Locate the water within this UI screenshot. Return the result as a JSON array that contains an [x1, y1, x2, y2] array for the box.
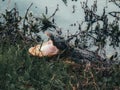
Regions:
[[0, 0, 120, 57]]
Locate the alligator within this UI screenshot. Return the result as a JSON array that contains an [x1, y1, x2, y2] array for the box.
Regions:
[[45, 32, 110, 64]]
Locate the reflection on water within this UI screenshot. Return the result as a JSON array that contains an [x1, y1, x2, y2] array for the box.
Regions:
[[1, 0, 119, 29], [0, 0, 120, 57]]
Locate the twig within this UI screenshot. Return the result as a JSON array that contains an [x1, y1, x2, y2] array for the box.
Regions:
[[113, 1, 120, 8], [109, 11, 120, 19], [48, 4, 59, 19], [23, 3, 33, 36]]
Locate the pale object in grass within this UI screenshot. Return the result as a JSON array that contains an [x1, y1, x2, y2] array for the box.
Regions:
[[29, 40, 59, 57]]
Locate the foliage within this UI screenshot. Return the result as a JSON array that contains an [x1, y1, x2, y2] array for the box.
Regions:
[[0, 0, 120, 90], [0, 45, 120, 90], [0, 45, 71, 90]]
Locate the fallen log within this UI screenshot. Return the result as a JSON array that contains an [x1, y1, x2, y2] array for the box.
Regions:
[[29, 32, 119, 66], [44, 32, 111, 64]]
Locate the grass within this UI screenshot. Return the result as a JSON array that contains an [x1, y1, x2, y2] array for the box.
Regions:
[[0, 43, 120, 90], [0, 44, 72, 90]]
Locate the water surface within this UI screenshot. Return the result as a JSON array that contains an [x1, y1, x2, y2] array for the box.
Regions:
[[0, 0, 120, 57]]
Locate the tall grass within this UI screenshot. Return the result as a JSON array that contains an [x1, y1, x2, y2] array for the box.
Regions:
[[0, 44, 72, 90], [0, 44, 120, 90]]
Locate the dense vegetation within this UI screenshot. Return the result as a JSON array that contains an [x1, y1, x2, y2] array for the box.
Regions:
[[0, 0, 120, 90]]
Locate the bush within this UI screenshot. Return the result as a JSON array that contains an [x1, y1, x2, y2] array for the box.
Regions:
[[0, 0, 120, 90]]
